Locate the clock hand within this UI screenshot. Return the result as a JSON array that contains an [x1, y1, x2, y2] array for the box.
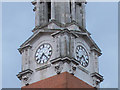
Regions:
[[80, 55, 83, 60], [40, 53, 44, 59], [43, 53, 49, 60]]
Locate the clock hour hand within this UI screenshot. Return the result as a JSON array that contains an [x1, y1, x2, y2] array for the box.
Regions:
[[40, 53, 44, 59], [40, 53, 49, 60]]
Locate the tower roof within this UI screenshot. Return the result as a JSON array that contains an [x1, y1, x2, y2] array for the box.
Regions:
[[22, 72, 97, 88]]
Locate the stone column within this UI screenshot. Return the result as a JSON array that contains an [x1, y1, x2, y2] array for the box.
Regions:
[[22, 50, 25, 71], [71, 0, 76, 21], [91, 50, 99, 73], [35, 0, 41, 27], [51, 0, 55, 20], [34, 0, 48, 27], [60, 2, 71, 24], [94, 53, 99, 73], [70, 35, 75, 58], [60, 34, 66, 57], [64, 1, 71, 23], [27, 47, 31, 69], [60, 2, 66, 24], [39, 2, 48, 26], [54, 2, 71, 24], [82, 3, 86, 28], [75, 3, 83, 27]]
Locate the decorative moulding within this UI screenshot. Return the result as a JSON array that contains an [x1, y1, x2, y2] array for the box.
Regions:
[[54, 62, 63, 74], [77, 65, 90, 75], [69, 65, 77, 75], [35, 64, 51, 71], [50, 56, 79, 65], [91, 72, 104, 82], [17, 69, 33, 81], [18, 44, 32, 54], [51, 29, 79, 38]]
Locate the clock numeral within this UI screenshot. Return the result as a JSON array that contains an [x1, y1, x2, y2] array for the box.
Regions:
[[36, 58, 39, 61], [49, 50, 52, 52], [44, 44, 47, 48], [76, 51, 78, 54], [37, 60, 41, 63]]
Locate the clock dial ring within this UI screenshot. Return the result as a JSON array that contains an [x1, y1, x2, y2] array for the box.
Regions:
[[35, 43, 52, 64], [76, 45, 89, 67]]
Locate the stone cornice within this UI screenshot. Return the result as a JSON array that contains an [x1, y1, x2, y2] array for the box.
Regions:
[[20, 29, 58, 48], [50, 56, 79, 65], [18, 44, 32, 54], [90, 47, 102, 56], [51, 29, 79, 38], [91, 72, 104, 82], [77, 65, 90, 74], [31, 0, 37, 5], [19, 29, 101, 54], [32, 20, 90, 35], [17, 69, 33, 80]]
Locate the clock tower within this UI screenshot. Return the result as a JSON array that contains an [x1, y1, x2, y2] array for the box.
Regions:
[[17, 0, 104, 88]]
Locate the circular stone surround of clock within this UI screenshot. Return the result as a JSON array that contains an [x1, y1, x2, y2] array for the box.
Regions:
[[35, 43, 52, 64], [76, 45, 89, 67]]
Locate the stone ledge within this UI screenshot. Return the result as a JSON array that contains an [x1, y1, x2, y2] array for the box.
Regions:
[[17, 69, 33, 80], [91, 72, 104, 82]]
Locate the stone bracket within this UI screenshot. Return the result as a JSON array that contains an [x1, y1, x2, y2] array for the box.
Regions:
[[17, 69, 33, 81], [69, 65, 77, 75], [91, 72, 104, 85], [54, 62, 63, 74]]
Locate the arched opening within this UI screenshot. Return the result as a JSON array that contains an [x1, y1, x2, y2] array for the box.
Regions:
[[47, 2, 51, 21]]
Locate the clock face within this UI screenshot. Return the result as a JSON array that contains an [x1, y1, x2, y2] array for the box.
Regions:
[[35, 43, 52, 64], [76, 45, 89, 67]]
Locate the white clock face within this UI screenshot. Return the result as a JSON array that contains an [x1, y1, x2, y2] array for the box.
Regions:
[[35, 43, 52, 64], [76, 45, 89, 67]]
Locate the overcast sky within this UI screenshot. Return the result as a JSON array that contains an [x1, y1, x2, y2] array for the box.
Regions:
[[2, 2, 118, 88]]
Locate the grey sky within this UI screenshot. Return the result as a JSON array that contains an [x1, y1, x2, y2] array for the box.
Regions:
[[2, 2, 118, 88]]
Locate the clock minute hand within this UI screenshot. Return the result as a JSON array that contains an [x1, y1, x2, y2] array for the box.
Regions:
[[43, 53, 49, 60], [80, 55, 83, 59]]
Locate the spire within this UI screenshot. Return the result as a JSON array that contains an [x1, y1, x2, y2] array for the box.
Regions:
[[32, 0, 86, 29]]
